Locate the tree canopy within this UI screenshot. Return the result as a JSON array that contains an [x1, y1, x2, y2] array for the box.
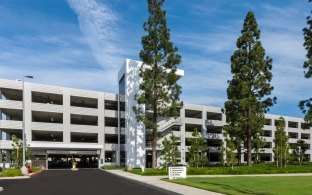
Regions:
[[134, 0, 183, 168], [224, 11, 276, 166], [299, 0, 312, 126]]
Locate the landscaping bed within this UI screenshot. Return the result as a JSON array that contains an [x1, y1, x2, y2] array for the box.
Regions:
[[129, 164, 312, 176], [0, 166, 42, 177]]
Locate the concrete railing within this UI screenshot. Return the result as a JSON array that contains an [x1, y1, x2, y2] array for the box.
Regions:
[[70, 124, 99, 133], [70, 106, 98, 116], [205, 119, 224, 127], [0, 120, 22, 130], [32, 102, 63, 113], [157, 117, 183, 132], [32, 122, 63, 131], [0, 140, 13, 150], [0, 99, 22, 110]]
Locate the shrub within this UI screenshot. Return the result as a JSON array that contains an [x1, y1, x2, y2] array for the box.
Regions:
[[30, 166, 41, 173], [129, 164, 312, 176], [101, 165, 125, 170], [130, 168, 167, 176], [0, 168, 23, 177]]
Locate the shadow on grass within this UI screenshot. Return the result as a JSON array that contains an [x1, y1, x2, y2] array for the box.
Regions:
[[197, 180, 272, 195]]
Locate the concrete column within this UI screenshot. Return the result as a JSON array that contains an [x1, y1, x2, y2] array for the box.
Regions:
[[0, 150, 2, 163], [5, 150, 11, 167], [201, 107, 207, 136], [0, 130, 2, 163], [24, 83, 32, 143], [201, 107, 208, 162], [63, 88, 70, 144], [98, 93, 105, 167], [180, 108, 186, 164]]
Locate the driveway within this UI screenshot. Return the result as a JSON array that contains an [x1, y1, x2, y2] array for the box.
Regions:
[[0, 169, 179, 195]]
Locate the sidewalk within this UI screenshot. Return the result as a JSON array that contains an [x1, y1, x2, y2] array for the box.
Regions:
[[105, 170, 222, 195]]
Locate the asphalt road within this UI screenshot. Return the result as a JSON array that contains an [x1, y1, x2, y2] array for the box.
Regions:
[[0, 169, 179, 195]]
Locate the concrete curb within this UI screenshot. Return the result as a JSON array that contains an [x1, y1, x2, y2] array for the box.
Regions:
[[0, 176, 29, 180], [28, 168, 45, 177]]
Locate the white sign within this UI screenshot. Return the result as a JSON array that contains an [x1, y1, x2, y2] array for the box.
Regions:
[[168, 166, 187, 179]]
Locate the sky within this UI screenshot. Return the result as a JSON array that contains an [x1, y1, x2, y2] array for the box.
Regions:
[[0, 0, 311, 118]]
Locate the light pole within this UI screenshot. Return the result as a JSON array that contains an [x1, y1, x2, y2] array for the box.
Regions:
[[21, 75, 33, 175]]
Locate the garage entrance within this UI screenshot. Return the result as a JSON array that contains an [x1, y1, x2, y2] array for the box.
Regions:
[[47, 150, 99, 169]]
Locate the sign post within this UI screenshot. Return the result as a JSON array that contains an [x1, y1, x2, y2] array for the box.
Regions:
[[168, 166, 187, 179]]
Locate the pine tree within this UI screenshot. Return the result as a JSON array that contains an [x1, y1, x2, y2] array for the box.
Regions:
[[224, 11, 276, 166], [224, 139, 237, 170], [299, 0, 312, 126], [160, 132, 179, 169], [292, 139, 308, 166], [135, 0, 183, 168], [188, 128, 208, 168], [273, 117, 289, 167]]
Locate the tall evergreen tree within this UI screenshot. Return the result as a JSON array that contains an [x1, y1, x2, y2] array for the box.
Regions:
[[134, 0, 183, 168], [299, 0, 312, 126], [160, 132, 179, 169], [224, 11, 276, 166]]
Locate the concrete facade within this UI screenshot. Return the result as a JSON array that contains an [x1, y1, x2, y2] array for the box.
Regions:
[[0, 79, 125, 168], [0, 59, 311, 168]]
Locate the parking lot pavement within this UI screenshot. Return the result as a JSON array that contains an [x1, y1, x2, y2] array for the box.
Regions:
[[0, 169, 179, 195]]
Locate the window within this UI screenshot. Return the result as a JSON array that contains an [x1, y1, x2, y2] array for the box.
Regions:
[[32, 130, 63, 142], [288, 121, 298, 128], [288, 132, 298, 139]]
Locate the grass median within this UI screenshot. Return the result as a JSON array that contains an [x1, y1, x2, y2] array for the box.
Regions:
[[0, 168, 23, 177], [0, 166, 41, 177], [164, 176, 312, 195]]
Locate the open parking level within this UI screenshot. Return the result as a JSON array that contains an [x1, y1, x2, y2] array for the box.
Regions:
[[0, 169, 178, 195]]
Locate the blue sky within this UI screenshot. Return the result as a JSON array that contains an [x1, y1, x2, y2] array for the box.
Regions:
[[0, 0, 311, 118]]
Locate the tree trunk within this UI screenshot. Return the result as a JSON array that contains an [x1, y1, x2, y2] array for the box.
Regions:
[[247, 109, 252, 166], [237, 145, 242, 165], [151, 126, 157, 168]]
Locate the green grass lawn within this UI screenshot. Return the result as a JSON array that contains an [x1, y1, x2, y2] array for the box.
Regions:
[[165, 176, 312, 195]]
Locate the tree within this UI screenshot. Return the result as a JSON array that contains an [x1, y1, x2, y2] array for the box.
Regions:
[[188, 128, 208, 168], [160, 132, 179, 169], [223, 11, 276, 166], [273, 117, 289, 167], [252, 136, 265, 164], [292, 139, 308, 166], [134, 0, 183, 168], [11, 135, 32, 168], [222, 124, 245, 165], [299, 0, 312, 127], [224, 139, 237, 170]]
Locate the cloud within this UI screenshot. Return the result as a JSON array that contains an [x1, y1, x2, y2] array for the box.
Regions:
[[67, 0, 132, 70], [172, 1, 311, 117]]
